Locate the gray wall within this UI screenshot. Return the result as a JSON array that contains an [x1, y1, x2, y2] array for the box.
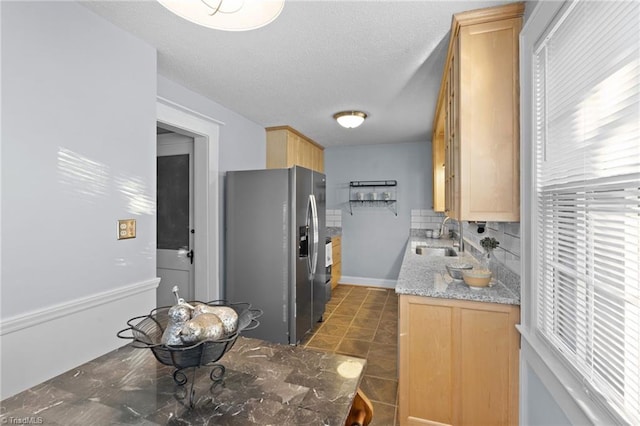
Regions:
[[522, 362, 571, 425], [1, 0, 158, 397], [1, 0, 157, 317], [325, 142, 431, 285]]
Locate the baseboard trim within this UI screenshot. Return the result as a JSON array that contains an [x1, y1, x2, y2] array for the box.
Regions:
[[0, 278, 160, 336], [338, 276, 397, 289]]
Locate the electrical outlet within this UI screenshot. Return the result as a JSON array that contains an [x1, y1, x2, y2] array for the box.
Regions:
[[117, 219, 136, 240]]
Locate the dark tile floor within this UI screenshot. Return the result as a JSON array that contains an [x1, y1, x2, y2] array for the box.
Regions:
[[301, 284, 399, 426]]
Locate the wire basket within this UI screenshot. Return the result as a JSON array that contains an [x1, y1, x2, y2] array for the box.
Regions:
[[117, 300, 261, 407]]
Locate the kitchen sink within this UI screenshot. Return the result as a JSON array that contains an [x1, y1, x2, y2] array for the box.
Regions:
[[415, 246, 458, 257]]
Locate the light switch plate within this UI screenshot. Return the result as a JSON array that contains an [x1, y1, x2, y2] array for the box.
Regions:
[[117, 219, 136, 240]]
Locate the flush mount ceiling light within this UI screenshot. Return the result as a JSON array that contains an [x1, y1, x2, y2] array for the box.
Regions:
[[333, 111, 368, 129], [158, 0, 285, 31]]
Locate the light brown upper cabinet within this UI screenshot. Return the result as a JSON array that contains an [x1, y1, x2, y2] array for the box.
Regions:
[[432, 3, 523, 221], [432, 112, 446, 212], [266, 126, 325, 173]]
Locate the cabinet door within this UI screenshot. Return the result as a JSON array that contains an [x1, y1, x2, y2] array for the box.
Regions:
[[444, 80, 452, 216], [267, 127, 325, 172], [296, 137, 308, 169], [288, 132, 302, 169], [459, 18, 520, 221], [459, 306, 520, 425], [399, 296, 520, 426], [330, 237, 341, 288], [435, 2, 522, 222], [266, 129, 289, 169], [312, 145, 325, 173], [399, 296, 455, 426], [316, 146, 324, 172], [432, 122, 445, 212], [444, 36, 460, 221]]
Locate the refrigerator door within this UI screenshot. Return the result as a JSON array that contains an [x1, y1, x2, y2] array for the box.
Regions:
[[292, 167, 313, 344], [312, 171, 327, 322], [225, 169, 291, 344]]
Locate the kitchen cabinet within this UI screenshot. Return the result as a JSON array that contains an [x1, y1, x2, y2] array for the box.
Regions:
[[398, 294, 520, 426], [432, 113, 445, 212], [432, 3, 523, 221], [331, 236, 341, 289], [266, 126, 324, 172]]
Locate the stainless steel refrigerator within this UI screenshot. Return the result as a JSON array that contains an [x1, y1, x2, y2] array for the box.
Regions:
[[224, 166, 327, 345]]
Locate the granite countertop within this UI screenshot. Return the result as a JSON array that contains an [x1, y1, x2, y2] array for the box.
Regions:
[[326, 227, 342, 238], [0, 337, 366, 425], [396, 237, 520, 305]]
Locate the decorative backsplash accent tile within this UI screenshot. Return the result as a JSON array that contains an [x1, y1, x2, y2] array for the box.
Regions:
[[462, 221, 521, 295], [462, 221, 520, 275]]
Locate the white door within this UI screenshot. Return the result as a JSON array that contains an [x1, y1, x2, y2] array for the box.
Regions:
[[156, 132, 195, 307]]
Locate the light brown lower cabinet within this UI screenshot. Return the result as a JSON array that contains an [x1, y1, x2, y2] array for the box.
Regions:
[[398, 295, 520, 426], [331, 236, 342, 289]]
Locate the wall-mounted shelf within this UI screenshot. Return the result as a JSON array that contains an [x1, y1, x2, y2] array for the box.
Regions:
[[349, 180, 398, 215]]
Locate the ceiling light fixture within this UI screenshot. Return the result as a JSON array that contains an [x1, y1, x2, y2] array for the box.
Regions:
[[333, 111, 368, 129], [158, 0, 285, 31]]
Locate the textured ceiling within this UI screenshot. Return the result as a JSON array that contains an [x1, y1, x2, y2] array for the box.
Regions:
[[82, 0, 512, 147]]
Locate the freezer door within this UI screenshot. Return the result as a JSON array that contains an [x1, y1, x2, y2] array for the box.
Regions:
[[225, 169, 291, 344], [312, 171, 327, 322], [292, 166, 314, 344]]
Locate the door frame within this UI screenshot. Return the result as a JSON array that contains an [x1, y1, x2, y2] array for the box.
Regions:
[[157, 96, 222, 302], [156, 134, 195, 306]]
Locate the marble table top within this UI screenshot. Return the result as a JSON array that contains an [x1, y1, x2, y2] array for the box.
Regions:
[[0, 337, 366, 425]]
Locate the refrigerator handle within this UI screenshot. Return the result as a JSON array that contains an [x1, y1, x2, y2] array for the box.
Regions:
[[305, 195, 313, 277], [310, 194, 319, 276]]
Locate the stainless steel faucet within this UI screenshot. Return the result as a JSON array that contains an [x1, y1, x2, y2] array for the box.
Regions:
[[439, 215, 464, 251], [439, 216, 451, 238]]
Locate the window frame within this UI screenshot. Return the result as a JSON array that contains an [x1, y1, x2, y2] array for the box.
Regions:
[[519, 1, 639, 424]]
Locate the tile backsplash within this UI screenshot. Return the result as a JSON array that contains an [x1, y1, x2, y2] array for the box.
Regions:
[[326, 209, 342, 228], [462, 221, 521, 296], [462, 221, 520, 276], [410, 209, 445, 231], [409, 209, 458, 236]]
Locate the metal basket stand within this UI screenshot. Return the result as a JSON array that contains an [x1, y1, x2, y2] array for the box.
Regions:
[[117, 301, 261, 408]]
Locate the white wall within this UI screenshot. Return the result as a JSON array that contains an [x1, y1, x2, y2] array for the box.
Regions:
[[325, 141, 431, 286], [157, 76, 266, 288], [0, 1, 158, 398], [157, 75, 266, 173]]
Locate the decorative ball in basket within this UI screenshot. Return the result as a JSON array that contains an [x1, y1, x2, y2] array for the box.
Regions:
[[117, 286, 262, 407]]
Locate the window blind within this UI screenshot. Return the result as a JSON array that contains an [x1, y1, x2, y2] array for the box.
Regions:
[[533, 0, 640, 424]]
